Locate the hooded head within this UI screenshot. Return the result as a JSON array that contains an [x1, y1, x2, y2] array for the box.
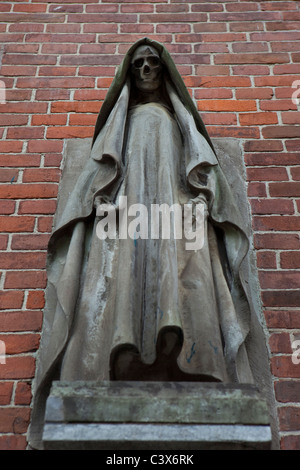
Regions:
[[92, 38, 215, 154]]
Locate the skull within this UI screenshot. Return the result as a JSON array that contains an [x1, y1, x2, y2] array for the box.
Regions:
[[131, 45, 162, 92]]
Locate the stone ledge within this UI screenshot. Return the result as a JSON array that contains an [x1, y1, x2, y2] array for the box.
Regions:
[[43, 423, 272, 450], [42, 381, 271, 450]]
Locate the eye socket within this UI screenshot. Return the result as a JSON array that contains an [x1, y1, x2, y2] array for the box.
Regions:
[[148, 57, 160, 67], [133, 58, 144, 68]]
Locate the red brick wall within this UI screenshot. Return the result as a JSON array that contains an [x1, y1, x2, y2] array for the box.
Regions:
[[0, 0, 299, 450]]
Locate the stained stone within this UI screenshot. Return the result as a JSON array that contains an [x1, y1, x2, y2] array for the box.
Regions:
[[42, 381, 272, 450]]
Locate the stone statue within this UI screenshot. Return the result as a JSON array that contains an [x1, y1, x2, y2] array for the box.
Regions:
[[28, 38, 255, 449]]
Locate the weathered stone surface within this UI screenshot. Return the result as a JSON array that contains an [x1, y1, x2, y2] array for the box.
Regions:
[[45, 380, 270, 425], [43, 423, 272, 450], [42, 381, 272, 450]]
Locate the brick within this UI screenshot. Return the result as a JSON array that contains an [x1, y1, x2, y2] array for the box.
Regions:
[[206, 126, 259, 139], [0, 184, 58, 199], [269, 182, 300, 197], [11, 234, 50, 250], [250, 32, 300, 42], [240, 112, 278, 126], [26, 33, 96, 43], [259, 271, 300, 290], [281, 436, 300, 451], [260, 100, 297, 112], [49, 4, 84, 13], [281, 252, 300, 269], [4, 271, 47, 289], [282, 113, 300, 125], [0, 235, 8, 250], [0, 334, 40, 355], [248, 182, 267, 197], [232, 65, 270, 76], [69, 13, 138, 23], [26, 291, 45, 309], [226, 3, 259, 12], [37, 217, 53, 233], [13, 3, 47, 12], [18, 200, 56, 215], [41, 43, 77, 54], [0, 169, 18, 183], [0, 407, 31, 433], [253, 216, 300, 232], [195, 89, 233, 100], [236, 88, 273, 100], [140, 13, 207, 23], [291, 167, 300, 180], [264, 310, 300, 329], [27, 140, 63, 153], [250, 198, 294, 215], [201, 113, 237, 126], [121, 24, 154, 34], [7, 127, 45, 140], [17, 77, 95, 89], [69, 114, 97, 126], [22, 168, 61, 183], [0, 115, 28, 126], [267, 21, 300, 31], [0, 291, 24, 310], [38, 65, 77, 76], [1, 65, 37, 76], [0, 216, 35, 233], [121, 3, 153, 13], [194, 23, 227, 33], [275, 381, 300, 403], [0, 199, 16, 215], [197, 100, 256, 112], [46, 23, 81, 33], [2, 102, 48, 114], [83, 24, 118, 33], [15, 382, 32, 406], [46, 126, 94, 139], [51, 101, 100, 113], [254, 233, 300, 250], [0, 141, 23, 153], [244, 140, 283, 152], [232, 42, 269, 53], [0, 382, 13, 405], [255, 75, 300, 87], [215, 53, 289, 64], [31, 114, 67, 126], [262, 126, 300, 139], [0, 311, 43, 333], [0, 154, 40, 167], [269, 332, 292, 354], [262, 291, 300, 308], [246, 184, 264, 201], [256, 251, 277, 269], [0, 252, 46, 270], [44, 154, 62, 167], [3, 54, 56, 65], [247, 167, 288, 181], [286, 140, 300, 152], [278, 407, 300, 430], [0, 435, 27, 451], [245, 152, 300, 166], [79, 44, 116, 55], [211, 12, 281, 22]]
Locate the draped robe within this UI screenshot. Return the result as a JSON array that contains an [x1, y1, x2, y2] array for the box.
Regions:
[[28, 38, 254, 450]]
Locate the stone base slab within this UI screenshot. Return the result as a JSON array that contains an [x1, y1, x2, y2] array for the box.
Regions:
[[42, 381, 272, 450]]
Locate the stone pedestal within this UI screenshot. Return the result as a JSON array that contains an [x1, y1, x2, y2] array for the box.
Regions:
[[42, 381, 271, 450]]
